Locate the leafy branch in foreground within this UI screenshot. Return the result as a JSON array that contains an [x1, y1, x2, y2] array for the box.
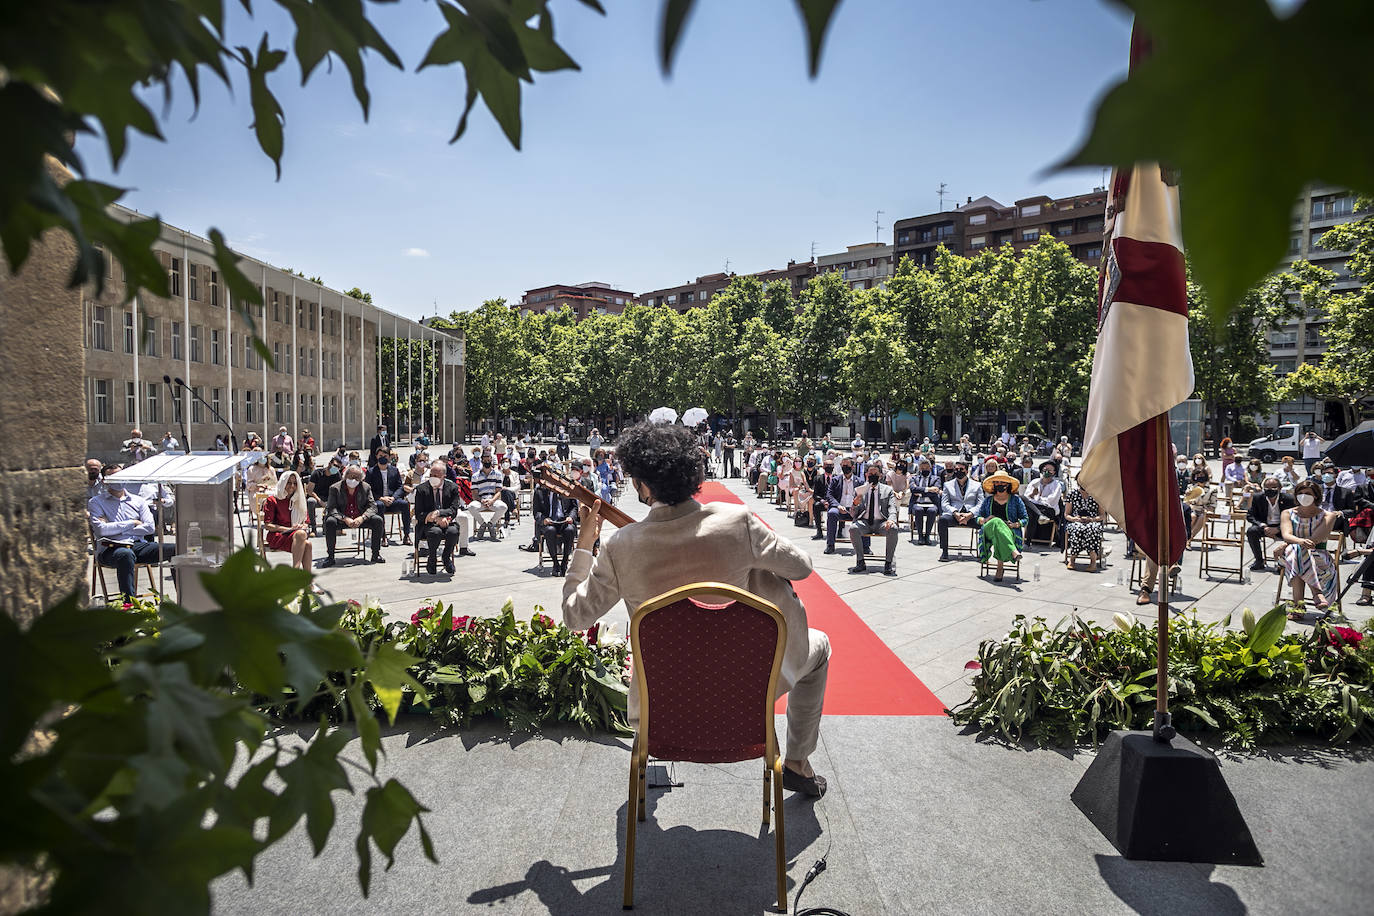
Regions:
[[0, 550, 434, 914], [948, 608, 1374, 750]]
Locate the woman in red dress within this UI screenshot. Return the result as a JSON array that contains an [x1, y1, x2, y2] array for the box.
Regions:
[[264, 471, 313, 570]]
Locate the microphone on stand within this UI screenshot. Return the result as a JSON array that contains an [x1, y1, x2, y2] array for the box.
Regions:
[[162, 374, 191, 453], [174, 376, 237, 453]]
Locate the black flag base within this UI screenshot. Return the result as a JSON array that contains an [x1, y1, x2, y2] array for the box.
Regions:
[[1152, 710, 1176, 742], [1072, 731, 1263, 866]]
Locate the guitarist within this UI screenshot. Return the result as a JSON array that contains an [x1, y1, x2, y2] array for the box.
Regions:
[[562, 422, 832, 798]]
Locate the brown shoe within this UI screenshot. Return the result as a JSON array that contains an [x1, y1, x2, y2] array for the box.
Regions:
[[781, 767, 826, 798]]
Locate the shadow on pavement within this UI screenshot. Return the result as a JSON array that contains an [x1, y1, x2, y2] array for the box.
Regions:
[[1095, 854, 1247, 915], [467, 777, 823, 914]]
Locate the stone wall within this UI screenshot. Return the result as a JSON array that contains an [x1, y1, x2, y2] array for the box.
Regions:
[[0, 199, 88, 626]]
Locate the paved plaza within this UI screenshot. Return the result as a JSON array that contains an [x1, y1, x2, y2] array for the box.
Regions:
[[200, 448, 1373, 915]]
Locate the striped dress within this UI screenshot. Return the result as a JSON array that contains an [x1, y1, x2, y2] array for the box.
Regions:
[[1282, 510, 1337, 605]]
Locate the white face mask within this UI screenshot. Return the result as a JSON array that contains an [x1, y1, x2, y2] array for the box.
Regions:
[[1296, 493, 1315, 507], [345, 478, 360, 490], [430, 476, 443, 487]]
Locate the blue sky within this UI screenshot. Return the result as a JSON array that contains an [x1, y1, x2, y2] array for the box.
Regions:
[[78, 0, 1132, 319]]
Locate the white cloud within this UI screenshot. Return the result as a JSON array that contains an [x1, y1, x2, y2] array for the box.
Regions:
[[402, 247, 430, 258]]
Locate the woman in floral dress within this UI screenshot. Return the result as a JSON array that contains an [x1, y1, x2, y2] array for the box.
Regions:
[[1281, 478, 1340, 617], [1064, 486, 1105, 572]]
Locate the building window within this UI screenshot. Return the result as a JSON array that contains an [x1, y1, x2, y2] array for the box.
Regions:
[[299, 346, 306, 377], [1275, 358, 1297, 375], [212, 388, 222, 422], [244, 390, 255, 423], [1054, 223, 1074, 237], [142, 317, 159, 357], [1289, 235, 1302, 255], [91, 304, 111, 351], [123, 311, 135, 354], [967, 214, 986, 226], [347, 395, 357, 423], [210, 270, 219, 306], [272, 291, 280, 322], [145, 382, 162, 425], [1020, 204, 1041, 217], [170, 257, 182, 296], [274, 392, 282, 423], [1021, 228, 1040, 242], [309, 308, 316, 331], [126, 381, 137, 423], [90, 379, 111, 424], [171, 321, 183, 360], [666, 295, 677, 305], [210, 329, 222, 365], [273, 341, 281, 370], [285, 347, 292, 375], [918, 229, 933, 242], [1084, 246, 1103, 261], [1271, 330, 1297, 349], [189, 263, 199, 301], [969, 236, 986, 250], [1312, 195, 1354, 220], [190, 325, 203, 362], [192, 387, 204, 424], [244, 335, 254, 369], [935, 224, 954, 241]]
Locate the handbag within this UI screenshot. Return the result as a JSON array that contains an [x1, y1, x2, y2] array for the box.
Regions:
[[794, 509, 811, 527]]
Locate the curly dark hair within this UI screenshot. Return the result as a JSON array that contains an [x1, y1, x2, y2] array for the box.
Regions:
[[617, 421, 703, 505]]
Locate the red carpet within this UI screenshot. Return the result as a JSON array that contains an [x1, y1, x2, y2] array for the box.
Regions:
[[697, 481, 946, 716]]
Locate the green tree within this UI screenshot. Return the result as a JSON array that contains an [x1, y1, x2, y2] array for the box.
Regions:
[[790, 270, 853, 429], [444, 300, 522, 431], [1279, 208, 1374, 429], [883, 257, 940, 439], [733, 317, 790, 433], [837, 289, 911, 443]]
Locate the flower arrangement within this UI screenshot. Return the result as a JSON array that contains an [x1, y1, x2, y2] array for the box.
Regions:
[[949, 606, 1374, 748]]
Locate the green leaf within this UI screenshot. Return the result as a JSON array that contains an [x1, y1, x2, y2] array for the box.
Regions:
[[269, 726, 353, 854], [356, 779, 434, 895], [1246, 605, 1287, 655], [238, 35, 288, 178], [1060, 0, 1374, 324], [348, 686, 382, 772], [1181, 703, 1219, 729], [659, 0, 697, 74], [363, 643, 427, 725], [793, 0, 841, 78]]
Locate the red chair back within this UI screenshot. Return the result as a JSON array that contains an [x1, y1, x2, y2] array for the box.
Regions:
[[634, 592, 783, 764]]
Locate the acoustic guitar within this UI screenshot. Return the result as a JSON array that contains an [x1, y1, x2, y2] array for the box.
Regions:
[[536, 466, 635, 528]]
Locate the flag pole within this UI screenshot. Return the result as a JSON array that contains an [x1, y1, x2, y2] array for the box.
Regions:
[[1154, 413, 1176, 742]]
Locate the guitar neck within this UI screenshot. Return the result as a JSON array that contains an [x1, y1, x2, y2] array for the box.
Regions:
[[567, 486, 635, 528]]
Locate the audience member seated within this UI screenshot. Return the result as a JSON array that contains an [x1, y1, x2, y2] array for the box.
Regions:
[[1221, 454, 1248, 501], [262, 471, 313, 570], [1246, 477, 1293, 572], [364, 450, 412, 545], [414, 459, 474, 574], [85, 458, 105, 502], [1314, 464, 1354, 533], [977, 470, 1026, 581], [1063, 486, 1106, 572], [1280, 479, 1340, 617], [848, 462, 898, 576], [306, 456, 343, 535], [1182, 466, 1216, 542], [938, 460, 982, 562], [908, 457, 941, 546], [1023, 460, 1065, 547], [320, 465, 386, 566], [89, 475, 177, 598], [244, 449, 277, 493], [1276, 457, 1301, 492], [468, 454, 508, 534], [534, 482, 578, 576], [824, 458, 861, 555]]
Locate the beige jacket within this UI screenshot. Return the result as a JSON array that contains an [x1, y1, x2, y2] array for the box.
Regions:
[[562, 499, 816, 693]]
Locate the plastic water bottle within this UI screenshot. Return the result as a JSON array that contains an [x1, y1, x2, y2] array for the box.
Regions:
[[187, 522, 203, 557], [1033, 560, 1041, 582]]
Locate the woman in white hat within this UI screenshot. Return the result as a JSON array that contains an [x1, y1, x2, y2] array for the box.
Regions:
[[976, 469, 1027, 581]]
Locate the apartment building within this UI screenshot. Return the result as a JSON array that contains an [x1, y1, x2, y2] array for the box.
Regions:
[[516, 281, 636, 320], [1264, 185, 1369, 434], [82, 206, 465, 459], [640, 259, 817, 311], [816, 242, 894, 290], [893, 190, 1106, 268]]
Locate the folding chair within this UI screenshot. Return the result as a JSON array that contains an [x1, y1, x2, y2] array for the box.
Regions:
[[1275, 532, 1346, 617], [947, 521, 979, 558], [624, 583, 788, 912], [1027, 515, 1059, 549], [979, 536, 1022, 581], [251, 492, 270, 560], [1198, 510, 1246, 583], [88, 526, 160, 603], [1129, 553, 1181, 596]]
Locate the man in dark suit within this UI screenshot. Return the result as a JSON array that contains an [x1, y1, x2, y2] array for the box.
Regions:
[[321, 465, 386, 565], [413, 459, 473, 574], [1316, 464, 1354, 532], [1246, 476, 1295, 571], [364, 450, 412, 544], [534, 484, 579, 576], [824, 459, 859, 555], [367, 424, 390, 466]]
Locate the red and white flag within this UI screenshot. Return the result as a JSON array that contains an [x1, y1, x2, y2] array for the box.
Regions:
[[1077, 31, 1192, 566]]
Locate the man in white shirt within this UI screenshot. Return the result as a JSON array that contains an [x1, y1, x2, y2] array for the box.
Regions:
[[1024, 461, 1065, 548], [89, 478, 177, 597], [159, 431, 180, 453]]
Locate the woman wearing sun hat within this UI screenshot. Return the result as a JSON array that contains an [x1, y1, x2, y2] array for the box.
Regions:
[[976, 469, 1028, 581]]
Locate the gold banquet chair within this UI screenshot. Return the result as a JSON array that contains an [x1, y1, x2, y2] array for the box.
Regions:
[[623, 582, 789, 912]]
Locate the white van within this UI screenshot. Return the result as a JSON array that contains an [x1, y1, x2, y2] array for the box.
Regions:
[[1248, 423, 1324, 462]]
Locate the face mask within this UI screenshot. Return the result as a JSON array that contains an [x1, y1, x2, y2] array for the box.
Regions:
[[1042, 470, 1053, 478], [329, 466, 340, 475], [88, 469, 101, 481], [1296, 493, 1315, 507], [956, 470, 967, 479], [1176, 463, 1187, 472], [345, 479, 359, 490], [1264, 488, 1279, 497], [1322, 473, 1334, 485], [378, 458, 388, 466], [867, 473, 880, 484], [430, 476, 443, 487]]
